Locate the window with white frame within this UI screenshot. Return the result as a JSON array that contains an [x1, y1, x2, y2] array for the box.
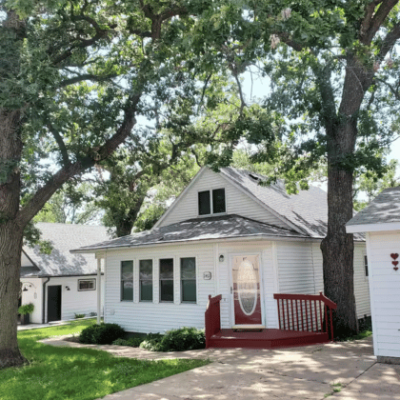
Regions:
[[121, 260, 134, 301], [181, 257, 196, 303], [364, 255, 369, 277], [139, 259, 153, 302], [198, 188, 226, 215], [160, 258, 174, 302], [78, 279, 96, 291]]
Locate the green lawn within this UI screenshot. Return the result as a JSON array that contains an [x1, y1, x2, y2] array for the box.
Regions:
[[0, 320, 209, 400]]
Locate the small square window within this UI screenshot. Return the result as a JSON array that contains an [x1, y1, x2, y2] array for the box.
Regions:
[[198, 191, 211, 215], [78, 279, 96, 291], [212, 188, 226, 213]]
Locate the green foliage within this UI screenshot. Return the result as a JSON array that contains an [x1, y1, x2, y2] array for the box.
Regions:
[[0, 320, 209, 400], [18, 303, 34, 315], [74, 313, 86, 319], [139, 328, 205, 352], [79, 323, 125, 345]]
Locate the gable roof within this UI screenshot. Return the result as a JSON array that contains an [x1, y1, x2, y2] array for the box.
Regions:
[[347, 186, 400, 233], [72, 214, 310, 253], [21, 223, 110, 277]]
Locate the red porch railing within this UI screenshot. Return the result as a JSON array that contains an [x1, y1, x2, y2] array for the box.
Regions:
[[274, 292, 337, 341], [205, 294, 222, 348]]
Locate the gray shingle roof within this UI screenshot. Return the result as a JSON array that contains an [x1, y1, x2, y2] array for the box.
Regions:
[[22, 223, 110, 277], [72, 214, 310, 252], [347, 186, 400, 227], [220, 167, 329, 238]]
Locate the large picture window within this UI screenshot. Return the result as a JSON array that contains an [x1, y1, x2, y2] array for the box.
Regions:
[[212, 188, 226, 213], [181, 257, 196, 303], [121, 260, 133, 301], [198, 191, 211, 215], [140, 259, 153, 302], [160, 258, 174, 302]]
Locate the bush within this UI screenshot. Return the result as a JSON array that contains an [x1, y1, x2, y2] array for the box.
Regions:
[[79, 323, 125, 345], [18, 303, 34, 315], [112, 337, 145, 347], [74, 313, 86, 319], [139, 328, 205, 352]]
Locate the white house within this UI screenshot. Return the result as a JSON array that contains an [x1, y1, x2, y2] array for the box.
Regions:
[[72, 167, 370, 347], [347, 186, 400, 364], [20, 223, 110, 324]]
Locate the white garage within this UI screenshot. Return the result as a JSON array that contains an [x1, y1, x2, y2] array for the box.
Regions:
[[347, 186, 400, 364]]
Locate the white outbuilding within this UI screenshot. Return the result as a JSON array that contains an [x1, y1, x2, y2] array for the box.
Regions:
[[347, 186, 400, 364]]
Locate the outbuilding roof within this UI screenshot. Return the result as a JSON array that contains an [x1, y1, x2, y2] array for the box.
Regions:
[[346, 186, 400, 232], [71, 214, 310, 253], [21, 223, 110, 277]]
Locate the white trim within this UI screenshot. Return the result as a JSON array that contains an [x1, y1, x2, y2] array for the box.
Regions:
[[346, 222, 400, 233], [219, 169, 303, 234], [153, 167, 207, 228]]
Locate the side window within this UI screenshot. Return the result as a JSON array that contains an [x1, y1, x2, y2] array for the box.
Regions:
[[198, 191, 211, 215], [364, 255, 369, 277], [139, 260, 153, 301], [121, 261, 133, 301], [212, 188, 226, 213], [160, 258, 174, 302], [181, 258, 196, 303], [78, 279, 96, 291]]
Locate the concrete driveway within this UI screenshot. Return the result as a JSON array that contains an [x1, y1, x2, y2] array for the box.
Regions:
[[43, 336, 399, 399]]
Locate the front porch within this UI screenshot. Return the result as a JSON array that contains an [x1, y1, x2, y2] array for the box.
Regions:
[[205, 293, 337, 349]]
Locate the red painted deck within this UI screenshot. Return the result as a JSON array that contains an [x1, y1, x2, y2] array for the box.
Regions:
[[208, 329, 330, 349]]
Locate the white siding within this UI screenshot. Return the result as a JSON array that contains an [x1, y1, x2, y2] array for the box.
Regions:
[[104, 243, 216, 333], [20, 278, 44, 324], [354, 244, 371, 318], [44, 275, 102, 322], [159, 168, 289, 228], [367, 231, 400, 358]]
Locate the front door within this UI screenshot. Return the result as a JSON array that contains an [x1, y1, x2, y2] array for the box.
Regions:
[[232, 255, 262, 326], [47, 285, 62, 322]]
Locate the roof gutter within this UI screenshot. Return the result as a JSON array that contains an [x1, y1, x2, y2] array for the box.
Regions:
[[42, 277, 50, 324]]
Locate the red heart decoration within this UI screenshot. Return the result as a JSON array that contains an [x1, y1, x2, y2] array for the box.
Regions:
[[394, 267, 399, 271], [390, 253, 399, 260], [392, 261, 399, 266]]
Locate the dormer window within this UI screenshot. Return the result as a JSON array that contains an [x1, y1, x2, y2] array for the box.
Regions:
[[198, 188, 226, 215]]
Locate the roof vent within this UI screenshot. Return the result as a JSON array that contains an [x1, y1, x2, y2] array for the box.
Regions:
[[249, 173, 261, 182]]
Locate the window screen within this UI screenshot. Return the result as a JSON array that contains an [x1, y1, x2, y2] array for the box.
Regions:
[[78, 279, 96, 291], [121, 260, 133, 301], [198, 191, 211, 215], [140, 259, 153, 301], [181, 258, 196, 303], [160, 258, 174, 302], [212, 188, 226, 213]]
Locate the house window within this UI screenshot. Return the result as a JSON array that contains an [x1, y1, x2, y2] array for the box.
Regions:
[[198, 191, 211, 215], [364, 255, 369, 277], [160, 258, 174, 302], [78, 279, 96, 291], [198, 188, 226, 215], [121, 260, 133, 301], [140, 259, 153, 302], [212, 188, 226, 213], [181, 257, 196, 303]]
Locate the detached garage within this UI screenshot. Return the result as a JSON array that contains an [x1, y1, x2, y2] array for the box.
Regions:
[[347, 186, 400, 364]]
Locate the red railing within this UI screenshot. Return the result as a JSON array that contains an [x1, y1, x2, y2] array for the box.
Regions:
[[205, 294, 222, 348], [274, 292, 337, 341]]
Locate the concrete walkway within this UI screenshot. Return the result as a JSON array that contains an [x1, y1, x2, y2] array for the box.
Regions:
[[42, 336, 400, 399]]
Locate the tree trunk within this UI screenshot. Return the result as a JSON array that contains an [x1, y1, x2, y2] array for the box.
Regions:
[[321, 120, 359, 338], [0, 223, 26, 369]]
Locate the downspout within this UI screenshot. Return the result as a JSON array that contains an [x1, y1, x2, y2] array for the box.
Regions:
[[42, 277, 50, 324]]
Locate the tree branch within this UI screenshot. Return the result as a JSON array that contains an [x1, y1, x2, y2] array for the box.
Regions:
[[59, 73, 117, 87], [46, 123, 70, 166], [17, 93, 142, 226]]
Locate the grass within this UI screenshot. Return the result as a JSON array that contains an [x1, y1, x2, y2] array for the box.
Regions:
[[339, 329, 373, 342], [0, 320, 209, 400]]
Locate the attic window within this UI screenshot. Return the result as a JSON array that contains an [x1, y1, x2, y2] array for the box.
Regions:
[[198, 189, 226, 215]]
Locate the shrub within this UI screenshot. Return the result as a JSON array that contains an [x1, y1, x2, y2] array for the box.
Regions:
[[161, 327, 205, 351], [112, 337, 145, 347], [18, 303, 34, 315], [79, 323, 125, 345], [74, 313, 86, 319], [139, 328, 205, 352]]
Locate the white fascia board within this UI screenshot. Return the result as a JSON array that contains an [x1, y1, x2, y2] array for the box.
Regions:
[[152, 166, 207, 229], [346, 222, 400, 233]]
